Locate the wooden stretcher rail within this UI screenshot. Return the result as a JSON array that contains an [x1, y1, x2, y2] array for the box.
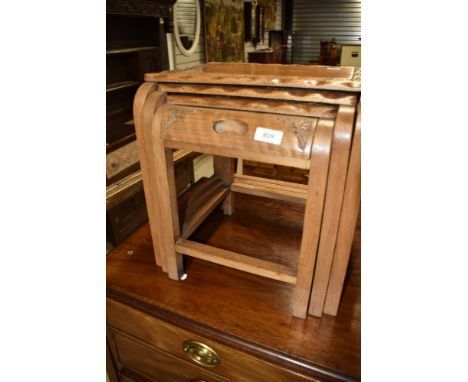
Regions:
[[180, 176, 230, 239], [231, 174, 308, 205], [175, 239, 298, 285], [165, 141, 311, 170]]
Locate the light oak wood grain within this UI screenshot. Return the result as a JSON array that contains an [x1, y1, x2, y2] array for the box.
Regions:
[[159, 104, 318, 169], [146, 62, 360, 92], [159, 83, 358, 107], [292, 119, 334, 319], [232, 174, 308, 205], [308, 105, 356, 317], [135, 63, 360, 318], [175, 239, 297, 285], [134, 83, 166, 270], [213, 156, 236, 215], [148, 93, 184, 280], [167, 94, 338, 119], [323, 102, 361, 316]]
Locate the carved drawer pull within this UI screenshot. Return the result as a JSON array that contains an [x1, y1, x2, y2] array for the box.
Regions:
[[183, 340, 220, 368], [213, 119, 248, 136]]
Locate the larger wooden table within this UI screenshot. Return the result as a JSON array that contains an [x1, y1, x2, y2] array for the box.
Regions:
[[135, 63, 361, 319], [107, 194, 360, 382]]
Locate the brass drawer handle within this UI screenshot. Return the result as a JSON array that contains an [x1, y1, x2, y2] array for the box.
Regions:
[[213, 119, 248, 136], [183, 340, 220, 368]]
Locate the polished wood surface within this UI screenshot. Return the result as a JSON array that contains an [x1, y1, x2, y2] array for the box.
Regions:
[[109, 330, 231, 382], [145, 63, 360, 92], [324, 103, 361, 316], [107, 193, 361, 381], [108, 301, 319, 382]]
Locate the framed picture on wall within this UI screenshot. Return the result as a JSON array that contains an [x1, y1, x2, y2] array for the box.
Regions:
[[204, 0, 245, 62]]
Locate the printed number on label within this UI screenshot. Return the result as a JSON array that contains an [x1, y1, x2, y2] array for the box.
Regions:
[[254, 127, 283, 145]]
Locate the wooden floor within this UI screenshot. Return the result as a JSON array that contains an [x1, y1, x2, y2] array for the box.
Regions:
[[107, 192, 361, 380]]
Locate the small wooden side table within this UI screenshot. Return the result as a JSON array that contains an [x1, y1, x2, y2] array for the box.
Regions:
[[134, 63, 361, 318]]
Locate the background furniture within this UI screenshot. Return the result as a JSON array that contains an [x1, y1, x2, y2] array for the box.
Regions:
[[247, 49, 273, 63], [247, 30, 292, 64], [243, 160, 309, 183], [318, 39, 338, 66], [269, 29, 293, 64], [340, 43, 361, 67], [106, 0, 198, 247], [107, 207, 361, 381]]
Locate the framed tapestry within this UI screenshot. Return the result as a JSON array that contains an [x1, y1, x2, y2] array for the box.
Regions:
[[258, 0, 277, 31], [204, 0, 245, 62]]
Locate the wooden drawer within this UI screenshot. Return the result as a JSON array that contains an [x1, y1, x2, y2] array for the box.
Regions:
[[158, 104, 318, 170], [110, 329, 231, 382], [107, 190, 147, 245], [107, 299, 318, 382]]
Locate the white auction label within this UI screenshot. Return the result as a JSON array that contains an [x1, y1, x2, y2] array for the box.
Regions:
[[254, 127, 283, 145]]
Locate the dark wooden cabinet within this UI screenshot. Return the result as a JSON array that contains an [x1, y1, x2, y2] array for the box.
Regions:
[[269, 30, 293, 64], [247, 50, 273, 64], [106, 0, 196, 247], [106, 9, 168, 153], [107, 198, 361, 381]]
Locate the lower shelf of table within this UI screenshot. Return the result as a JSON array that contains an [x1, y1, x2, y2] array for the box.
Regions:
[[185, 192, 305, 282]]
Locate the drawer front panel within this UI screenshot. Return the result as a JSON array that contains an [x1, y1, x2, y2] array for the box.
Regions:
[[107, 299, 318, 382], [111, 330, 229, 382], [157, 104, 318, 170]]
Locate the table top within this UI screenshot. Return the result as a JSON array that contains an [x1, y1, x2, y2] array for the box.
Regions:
[[144, 62, 361, 92], [107, 193, 361, 381]]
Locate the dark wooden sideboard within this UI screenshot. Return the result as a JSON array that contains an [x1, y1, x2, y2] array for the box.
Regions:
[[107, 194, 360, 382], [106, 0, 200, 247]]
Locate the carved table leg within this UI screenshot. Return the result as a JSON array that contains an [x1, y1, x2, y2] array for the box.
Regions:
[[213, 155, 235, 215], [308, 105, 356, 317], [134, 83, 168, 272], [292, 120, 334, 319], [323, 102, 361, 316], [150, 101, 184, 280]]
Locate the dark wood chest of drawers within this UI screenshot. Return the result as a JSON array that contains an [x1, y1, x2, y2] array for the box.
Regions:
[[107, 202, 360, 381]]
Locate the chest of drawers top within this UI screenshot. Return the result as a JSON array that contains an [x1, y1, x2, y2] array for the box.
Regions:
[[107, 216, 361, 381]]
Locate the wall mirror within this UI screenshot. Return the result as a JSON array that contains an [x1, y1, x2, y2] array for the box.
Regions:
[[173, 0, 201, 56]]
